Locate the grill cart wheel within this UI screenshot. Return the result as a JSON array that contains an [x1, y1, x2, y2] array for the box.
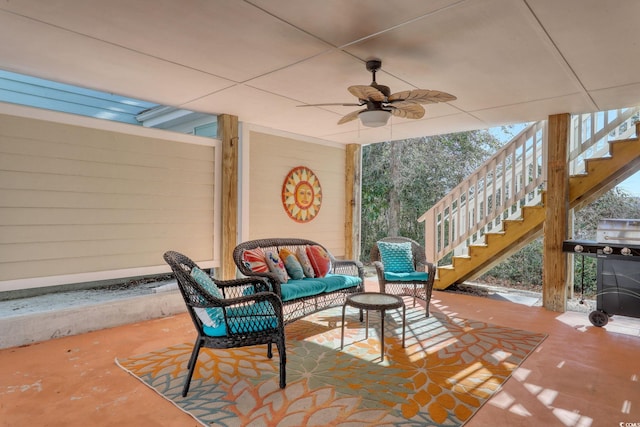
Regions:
[[589, 310, 609, 327]]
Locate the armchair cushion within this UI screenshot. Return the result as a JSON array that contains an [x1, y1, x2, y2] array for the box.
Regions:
[[204, 314, 279, 337], [204, 301, 279, 337], [384, 271, 429, 281], [377, 241, 414, 273], [190, 267, 225, 328]]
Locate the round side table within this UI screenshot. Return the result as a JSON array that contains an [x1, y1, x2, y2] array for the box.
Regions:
[[340, 292, 406, 361]]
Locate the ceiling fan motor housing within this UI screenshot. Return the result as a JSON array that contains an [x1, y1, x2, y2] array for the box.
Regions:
[[366, 59, 382, 73]]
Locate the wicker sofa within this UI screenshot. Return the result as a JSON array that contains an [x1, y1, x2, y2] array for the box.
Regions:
[[233, 238, 364, 323]]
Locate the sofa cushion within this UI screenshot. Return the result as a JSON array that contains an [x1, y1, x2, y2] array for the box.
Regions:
[[321, 273, 362, 293], [296, 246, 316, 278], [306, 245, 331, 277], [190, 267, 224, 328], [265, 250, 289, 283], [241, 248, 269, 273], [279, 248, 305, 280], [377, 241, 414, 273], [203, 302, 278, 337], [280, 278, 327, 302], [384, 271, 429, 282]]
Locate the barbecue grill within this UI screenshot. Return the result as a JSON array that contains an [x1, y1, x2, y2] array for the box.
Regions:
[[563, 219, 640, 327]]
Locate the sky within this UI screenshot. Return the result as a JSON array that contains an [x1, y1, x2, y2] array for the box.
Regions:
[[618, 172, 640, 196]]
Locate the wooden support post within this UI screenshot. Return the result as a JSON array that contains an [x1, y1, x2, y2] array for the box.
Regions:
[[543, 113, 570, 312], [218, 114, 239, 280], [345, 144, 361, 261]]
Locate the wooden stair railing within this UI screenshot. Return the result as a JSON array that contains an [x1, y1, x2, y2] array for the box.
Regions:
[[432, 121, 640, 290]]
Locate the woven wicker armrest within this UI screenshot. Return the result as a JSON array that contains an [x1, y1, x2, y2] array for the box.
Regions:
[[213, 276, 277, 299], [332, 259, 364, 278]]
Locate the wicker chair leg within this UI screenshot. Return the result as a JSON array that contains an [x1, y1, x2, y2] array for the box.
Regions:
[[277, 339, 287, 389], [183, 339, 203, 397], [267, 342, 273, 359]]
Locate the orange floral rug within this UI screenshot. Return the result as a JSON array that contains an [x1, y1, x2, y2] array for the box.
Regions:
[[116, 305, 545, 426]]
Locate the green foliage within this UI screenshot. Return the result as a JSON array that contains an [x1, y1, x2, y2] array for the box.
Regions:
[[481, 238, 543, 287], [361, 130, 502, 261]]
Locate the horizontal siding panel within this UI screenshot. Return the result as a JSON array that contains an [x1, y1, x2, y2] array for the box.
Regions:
[[0, 135, 214, 173], [0, 151, 214, 184], [1, 244, 214, 281], [0, 207, 214, 226], [0, 189, 213, 210], [0, 171, 213, 198], [0, 115, 212, 157], [0, 236, 212, 264], [0, 112, 218, 285], [0, 223, 213, 244]]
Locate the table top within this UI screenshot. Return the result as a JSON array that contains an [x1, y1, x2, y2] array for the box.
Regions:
[[345, 292, 404, 310]]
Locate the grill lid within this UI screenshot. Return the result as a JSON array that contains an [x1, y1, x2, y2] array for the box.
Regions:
[[596, 219, 640, 244]]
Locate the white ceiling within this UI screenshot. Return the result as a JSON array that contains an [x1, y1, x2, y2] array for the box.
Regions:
[[1, 0, 640, 145]]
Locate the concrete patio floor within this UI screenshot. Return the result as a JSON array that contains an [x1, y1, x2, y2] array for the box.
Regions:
[[1, 279, 639, 427]]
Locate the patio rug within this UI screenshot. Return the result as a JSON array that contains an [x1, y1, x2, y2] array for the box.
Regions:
[[116, 306, 546, 426]]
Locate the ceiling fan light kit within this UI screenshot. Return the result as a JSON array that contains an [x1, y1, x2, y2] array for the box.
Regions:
[[298, 59, 456, 128], [359, 109, 391, 127]]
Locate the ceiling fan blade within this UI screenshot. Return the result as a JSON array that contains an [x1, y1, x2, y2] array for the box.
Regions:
[[297, 102, 362, 107], [389, 89, 457, 104], [337, 109, 365, 125], [348, 85, 385, 102], [389, 102, 425, 119]]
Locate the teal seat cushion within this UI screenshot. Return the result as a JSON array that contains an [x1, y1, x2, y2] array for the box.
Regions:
[[280, 279, 327, 301], [384, 271, 429, 282], [377, 241, 414, 273], [204, 301, 278, 337], [321, 273, 362, 293]]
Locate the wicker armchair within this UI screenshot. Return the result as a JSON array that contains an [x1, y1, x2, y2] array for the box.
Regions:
[[163, 251, 286, 396], [370, 237, 436, 317]]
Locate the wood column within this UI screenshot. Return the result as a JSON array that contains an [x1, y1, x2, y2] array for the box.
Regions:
[[217, 114, 239, 280], [345, 144, 362, 261], [543, 113, 570, 312]]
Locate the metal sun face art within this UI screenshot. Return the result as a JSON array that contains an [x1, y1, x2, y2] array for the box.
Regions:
[[282, 166, 322, 222]]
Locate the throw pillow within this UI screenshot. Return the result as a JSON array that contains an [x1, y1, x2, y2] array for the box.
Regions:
[[264, 250, 290, 283], [241, 248, 269, 273], [377, 241, 415, 273], [306, 245, 331, 278], [190, 267, 225, 328], [296, 246, 315, 278], [279, 248, 305, 280]]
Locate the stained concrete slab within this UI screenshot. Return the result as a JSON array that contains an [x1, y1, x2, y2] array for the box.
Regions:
[[0, 280, 185, 349]]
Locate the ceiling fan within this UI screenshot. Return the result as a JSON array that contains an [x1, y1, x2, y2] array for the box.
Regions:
[[298, 59, 456, 127]]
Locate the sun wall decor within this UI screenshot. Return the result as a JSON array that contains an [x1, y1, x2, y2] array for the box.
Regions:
[[281, 166, 322, 222]]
